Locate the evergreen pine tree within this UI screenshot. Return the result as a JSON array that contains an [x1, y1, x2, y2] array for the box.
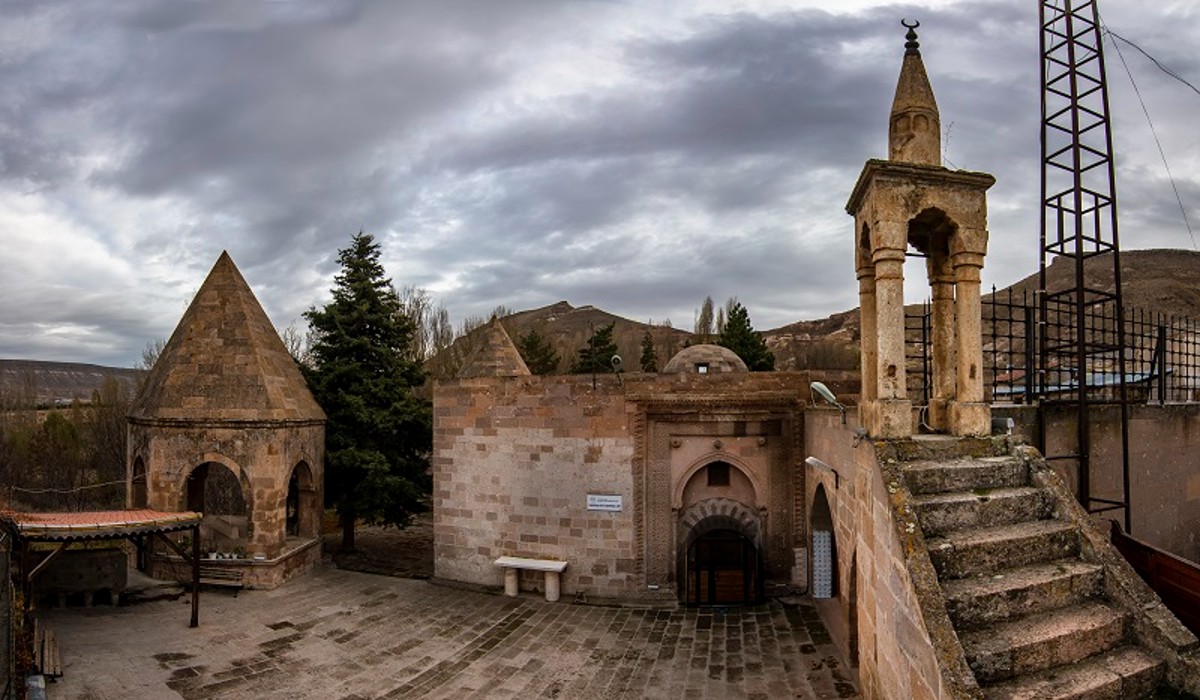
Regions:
[[639, 330, 659, 372], [571, 322, 619, 374], [303, 232, 432, 551], [515, 328, 561, 375], [717, 302, 775, 371]]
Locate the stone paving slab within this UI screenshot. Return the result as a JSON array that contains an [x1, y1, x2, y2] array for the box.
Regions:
[[40, 565, 858, 700]]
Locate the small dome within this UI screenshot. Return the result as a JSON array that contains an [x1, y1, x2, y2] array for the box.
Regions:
[[663, 344, 748, 374]]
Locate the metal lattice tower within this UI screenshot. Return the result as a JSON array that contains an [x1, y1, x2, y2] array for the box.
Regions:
[[1038, 0, 1131, 531]]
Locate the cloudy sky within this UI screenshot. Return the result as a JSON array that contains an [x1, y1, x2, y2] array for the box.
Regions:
[[2, 0, 1198, 367]]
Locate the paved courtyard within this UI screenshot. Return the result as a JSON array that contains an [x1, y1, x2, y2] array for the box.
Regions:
[[40, 565, 859, 700]]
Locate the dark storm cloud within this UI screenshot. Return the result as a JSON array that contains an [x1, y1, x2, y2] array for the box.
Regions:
[[2, 0, 1197, 365], [402, 7, 904, 327]]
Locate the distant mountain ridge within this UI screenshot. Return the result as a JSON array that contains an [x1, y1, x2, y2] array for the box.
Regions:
[[0, 359, 143, 406], [8, 250, 1200, 387]]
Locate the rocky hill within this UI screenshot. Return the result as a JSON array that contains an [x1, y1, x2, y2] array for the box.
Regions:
[[10, 250, 1199, 387], [0, 359, 143, 406], [765, 248, 1200, 369], [428, 301, 694, 378]]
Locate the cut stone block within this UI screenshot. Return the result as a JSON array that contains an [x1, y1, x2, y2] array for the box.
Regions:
[[913, 486, 1052, 537], [903, 457, 1028, 495], [927, 519, 1078, 579], [942, 559, 1104, 629], [981, 645, 1164, 700], [960, 601, 1127, 683]]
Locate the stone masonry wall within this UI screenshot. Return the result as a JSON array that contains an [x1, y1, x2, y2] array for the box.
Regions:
[[128, 421, 324, 560], [806, 410, 964, 699], [433, 376, 638, 599], [995, 402, 1200, 563]]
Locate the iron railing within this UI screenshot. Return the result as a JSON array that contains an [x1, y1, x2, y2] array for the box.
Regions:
[[905, 288, 1200, 406]]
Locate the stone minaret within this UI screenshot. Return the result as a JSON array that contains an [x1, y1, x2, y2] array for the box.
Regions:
[[846, 22, 995, 438]]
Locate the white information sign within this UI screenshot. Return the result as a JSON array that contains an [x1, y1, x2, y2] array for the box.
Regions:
[[586, 494, 623, 512]]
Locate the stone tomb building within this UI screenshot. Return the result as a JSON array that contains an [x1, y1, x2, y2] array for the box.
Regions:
[[434, 320, 848, 605], [127, 252, 326, 589]]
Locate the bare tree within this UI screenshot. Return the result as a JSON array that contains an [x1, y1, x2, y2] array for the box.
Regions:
[[139, 338, 167, 370], [279, 322, 312, 366]]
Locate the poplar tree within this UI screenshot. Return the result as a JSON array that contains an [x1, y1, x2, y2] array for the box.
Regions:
[[304, 232, 432, 551], [639, 330, 659, 372], [694, 296, 715, 343]]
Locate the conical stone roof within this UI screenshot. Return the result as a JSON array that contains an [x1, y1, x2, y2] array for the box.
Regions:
[[888, 25, 941, 166], [457, 318, 531, 378], [130, 252, 325, 423]]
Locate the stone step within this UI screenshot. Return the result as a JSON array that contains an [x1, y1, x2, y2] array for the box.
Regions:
[[942, 559, 1103, 629], [903, 456, 1028, 496], [927, 520, 1078, 579], [981, 645, 1164, 700], [892, 435, 1014, 462], [913, 486, 1054, 537], [960, 601, 1127, 684]]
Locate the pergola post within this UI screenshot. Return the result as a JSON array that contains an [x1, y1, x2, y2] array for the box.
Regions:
[[191, 523, 200, 628]]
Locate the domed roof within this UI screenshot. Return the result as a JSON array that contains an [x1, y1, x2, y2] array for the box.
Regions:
[[663, 344, 747, 374]]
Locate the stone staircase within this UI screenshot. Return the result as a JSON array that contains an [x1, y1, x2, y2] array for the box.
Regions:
[[904, 452, 1168, 699]]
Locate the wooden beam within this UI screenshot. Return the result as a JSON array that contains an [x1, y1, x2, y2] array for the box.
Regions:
[[27, 541, 72, 582]]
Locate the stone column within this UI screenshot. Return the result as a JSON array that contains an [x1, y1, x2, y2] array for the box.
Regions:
[[927, 252, 956, 432], [857, 253, 878, 410], [870, 224, 912, 438], [949, 248, 989, 435]]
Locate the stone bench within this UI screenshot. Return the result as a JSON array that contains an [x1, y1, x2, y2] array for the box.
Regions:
[[493, 556, 568, 602]]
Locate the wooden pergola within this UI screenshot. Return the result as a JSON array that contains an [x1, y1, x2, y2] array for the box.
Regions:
[[0, 509, 203, 628]]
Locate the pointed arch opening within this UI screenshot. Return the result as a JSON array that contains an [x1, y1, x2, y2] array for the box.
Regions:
[[848, 552, 860, 667], [684, 519, 761, 606], [131, 456, 148, 509], [906, 207, 956, 257], [677, 498, 764, 606], [185, 461, 249, 555], [286, 461, 318, 540], [811, 484, 838, 599]]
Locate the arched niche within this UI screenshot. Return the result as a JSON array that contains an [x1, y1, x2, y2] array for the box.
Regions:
[[674, 455, 762, 512], [130, 456, 148, 509], [811, 484, 838, 599], [848, 552, 860, 667]]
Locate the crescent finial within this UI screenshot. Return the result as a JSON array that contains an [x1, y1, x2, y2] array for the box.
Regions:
[[901, 19, 921, 54]]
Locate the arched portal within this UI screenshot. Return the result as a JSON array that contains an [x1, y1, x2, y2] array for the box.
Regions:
[[685, 524, 760, 606], [811, 484, 837, 599], [286, 461, 317, 539], [185, 462, 249, 554], [679, 497, 763, 607]]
